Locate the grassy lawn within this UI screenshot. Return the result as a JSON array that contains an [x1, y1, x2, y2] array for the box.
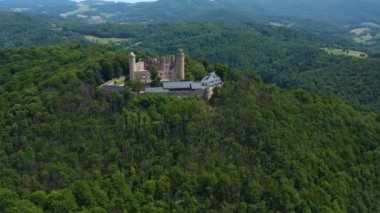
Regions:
[[322, 48, 368, 58], [113, 80, 125, 86], [84, 35, 129, 45], [102, 76, 126, 86]]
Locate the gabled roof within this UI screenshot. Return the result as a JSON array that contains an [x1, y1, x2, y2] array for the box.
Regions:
[[201, 72, 222, 87], [191, 82, 206, 90], [145, 87, 170, 93], [163, 81, 193, 90]]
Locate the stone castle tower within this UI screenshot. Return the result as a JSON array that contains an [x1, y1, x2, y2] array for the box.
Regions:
[[128, 49, 185, 82], [129, 52, 136, 81], [176, 49, 185, 80]]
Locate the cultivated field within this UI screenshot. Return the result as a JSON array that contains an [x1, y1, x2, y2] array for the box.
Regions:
[[354, 34, 374, 43], [350, 27, 370, 35], [322, 48, 368, 58], [60, 3, 95, 18], [350, 22, 380, 45]]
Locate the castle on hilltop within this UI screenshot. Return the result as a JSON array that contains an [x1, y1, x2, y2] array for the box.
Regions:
[[129, 49, 185, 82], [101, 48, 223, 99]]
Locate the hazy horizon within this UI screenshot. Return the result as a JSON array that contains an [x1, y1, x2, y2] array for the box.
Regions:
[[71, 0, 157, 3]]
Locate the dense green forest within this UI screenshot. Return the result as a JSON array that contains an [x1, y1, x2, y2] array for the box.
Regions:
[[0, 13, 83, 48], [0, 4, 379, 212], [2, 0, 379, 25], [0, 0, 76, 16], [0, 44, 379, 212], [232, 0, 380, 24]]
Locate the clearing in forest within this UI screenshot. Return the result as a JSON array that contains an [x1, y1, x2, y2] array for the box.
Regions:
[[322, 48, 368, 58], [84, 35, 129, 45]]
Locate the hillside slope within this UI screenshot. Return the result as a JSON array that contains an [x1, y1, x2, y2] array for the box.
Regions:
[[0, 45, 379, 212], [1, 12, 379, 111], [0, 12, 84, 48], [74, 22, 380, 111], [0, 0, 76, 15], [231, 0, 380, 24], [2, 0, 379, 25]]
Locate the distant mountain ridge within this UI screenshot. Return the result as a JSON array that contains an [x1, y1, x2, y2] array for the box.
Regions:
[[0, 0, 77, 15], [1, 0, 380, 25], [235, 0, 380, 24], [0, 12, 84, 48]]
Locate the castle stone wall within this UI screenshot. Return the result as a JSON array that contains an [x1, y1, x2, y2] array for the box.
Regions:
[[129, 50, 185, 82], [135, 61, 145, 72]]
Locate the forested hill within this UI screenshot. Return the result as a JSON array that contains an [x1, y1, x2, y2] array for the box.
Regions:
[[0, 0, 76, 15], [74, 22, 380, 111], [231, 0, 380, 24], [1, 12, 380, 111], [0, 12, 84, 48], [2, 0, 380, 25], [0, 45, 379, 212]]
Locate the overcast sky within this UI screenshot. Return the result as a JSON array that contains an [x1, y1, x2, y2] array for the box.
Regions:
[[72, 0, 157, 3]]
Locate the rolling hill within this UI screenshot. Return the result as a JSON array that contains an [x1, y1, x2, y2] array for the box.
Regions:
[[1, 12, 379, 111], [0, 0, 379, 212], [71, 22, 380, 111], [0, 44, 379, 212], [0, 12, 84, 48], [1, 0, 380, 25], [0, 0, 76, 15], [0, 5, 379, 212], [232, 0, 380, 24]]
